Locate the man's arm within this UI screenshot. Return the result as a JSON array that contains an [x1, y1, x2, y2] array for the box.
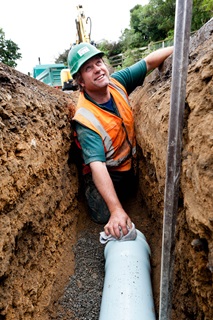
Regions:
[[89, 161, 132, 238], [144, 46, 173, 73]]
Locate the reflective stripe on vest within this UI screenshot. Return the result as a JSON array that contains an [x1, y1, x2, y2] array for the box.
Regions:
[[111, 80, 129, 105], [76, 107, 114, 160]]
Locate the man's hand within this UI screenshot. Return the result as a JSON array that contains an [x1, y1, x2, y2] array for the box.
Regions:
[[104, 208, 132, 239]]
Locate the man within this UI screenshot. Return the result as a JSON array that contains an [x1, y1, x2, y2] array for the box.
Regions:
[[68, 42, 173, 239]]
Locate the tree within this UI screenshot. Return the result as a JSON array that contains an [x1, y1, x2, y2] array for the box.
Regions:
[[191, 0, 213, 31], [97, 40, 123, 57], [0, 28, 22, 68], [128, 1, 175, 47]]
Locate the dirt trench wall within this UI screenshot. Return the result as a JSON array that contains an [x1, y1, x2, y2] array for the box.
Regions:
[[0, 67, 79, 319], [131, 19, 213, 319]]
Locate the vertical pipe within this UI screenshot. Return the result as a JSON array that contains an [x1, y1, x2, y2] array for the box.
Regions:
[[99, 230, 156, 320], [159, 0, 193, 319]]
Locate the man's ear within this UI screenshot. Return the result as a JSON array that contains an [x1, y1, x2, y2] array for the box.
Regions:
[[78, 75, 85, 87]]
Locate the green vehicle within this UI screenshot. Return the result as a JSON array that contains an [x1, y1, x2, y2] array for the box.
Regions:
[[33, 63, 78, 91], [33, 63, 65, 89]]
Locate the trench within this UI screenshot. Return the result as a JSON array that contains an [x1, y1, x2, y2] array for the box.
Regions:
[[48, 150, 163, 320], [1, 20, 212, 319]]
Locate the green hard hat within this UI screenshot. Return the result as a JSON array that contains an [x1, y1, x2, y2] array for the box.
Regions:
[[68, 42, 104, 77]]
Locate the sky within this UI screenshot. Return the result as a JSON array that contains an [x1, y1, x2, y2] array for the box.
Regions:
[[1, 0, 149, 75]]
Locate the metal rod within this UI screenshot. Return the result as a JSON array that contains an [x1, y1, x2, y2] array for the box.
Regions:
[[159, 1, 193, 319]]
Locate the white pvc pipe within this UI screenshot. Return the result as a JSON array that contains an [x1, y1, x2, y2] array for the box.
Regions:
[[99, 230, 156, 320]]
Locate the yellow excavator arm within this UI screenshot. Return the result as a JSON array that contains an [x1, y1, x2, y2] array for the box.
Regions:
[[61, 4, 93, 91], [75, 4, 92, 44]]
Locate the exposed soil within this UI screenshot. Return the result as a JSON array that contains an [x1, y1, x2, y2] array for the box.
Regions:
[[0, 19, 212, 320]]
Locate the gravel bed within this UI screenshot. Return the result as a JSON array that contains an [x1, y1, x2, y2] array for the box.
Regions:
[[53, 228, 105, 320]]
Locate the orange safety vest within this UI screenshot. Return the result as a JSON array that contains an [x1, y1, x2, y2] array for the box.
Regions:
[[73, 78, 136, 173]]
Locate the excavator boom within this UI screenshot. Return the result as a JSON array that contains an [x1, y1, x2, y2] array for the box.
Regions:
[[75, 4, 92, 44], [61, 4, 92, 91]]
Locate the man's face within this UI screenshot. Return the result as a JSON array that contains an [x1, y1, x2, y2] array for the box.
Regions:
[[79, 55, 110, 91]]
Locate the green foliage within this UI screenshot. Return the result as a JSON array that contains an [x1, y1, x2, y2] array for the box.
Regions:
[[122, 49, 136, 68], [121, 0, 212, 52], [0, 28, 22, 68], [97, 40, 123, 57], [127, 1, 175, 49], [55, 48, 70, 65], [191, 0, 213, 30], [202, 0, 213, 12], [120, 27, 147, 51]]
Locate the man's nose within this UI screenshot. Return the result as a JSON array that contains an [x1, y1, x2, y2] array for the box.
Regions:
[[93, 64, 101, 72]]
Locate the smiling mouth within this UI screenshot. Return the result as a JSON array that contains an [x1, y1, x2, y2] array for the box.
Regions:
[[95, 74, 105, 81]]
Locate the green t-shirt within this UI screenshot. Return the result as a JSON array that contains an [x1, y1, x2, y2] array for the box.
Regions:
[[75, 59, 147, 166]]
